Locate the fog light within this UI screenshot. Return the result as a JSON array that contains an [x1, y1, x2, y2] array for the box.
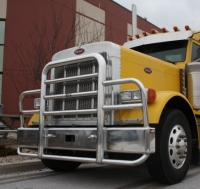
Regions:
[[34, 98, 40, 108]]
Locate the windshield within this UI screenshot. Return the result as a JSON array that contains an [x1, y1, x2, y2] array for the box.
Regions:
[[131, 40, 188, 63]]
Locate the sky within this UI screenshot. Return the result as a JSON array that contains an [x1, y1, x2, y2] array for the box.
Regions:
[[113, 0, 200, 32]]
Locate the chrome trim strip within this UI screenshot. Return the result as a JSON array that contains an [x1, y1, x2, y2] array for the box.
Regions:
[[17, 146, 149, 166], [45, 73, 98, 84], [102, 154, 149, 166], [103, 104, 142, 110], [44, 91, 97, 100], [17, 147, 38, 157], [21, 110, 40, 114], [42, 154, 96, 163], [43, 109, 97, 116], [50, 120, 97, 126], [44, 147, 96, 151]]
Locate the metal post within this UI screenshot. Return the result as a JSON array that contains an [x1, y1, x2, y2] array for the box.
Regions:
[[132, 4, 137, 36]]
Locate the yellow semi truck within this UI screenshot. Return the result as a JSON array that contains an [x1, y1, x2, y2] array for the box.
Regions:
[[18, 26, 200, 184]]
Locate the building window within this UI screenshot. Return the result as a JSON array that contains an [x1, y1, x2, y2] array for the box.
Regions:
[[0, 20, 5, 72], [0, 20, 5, 103], [0, 21, 5, 44]]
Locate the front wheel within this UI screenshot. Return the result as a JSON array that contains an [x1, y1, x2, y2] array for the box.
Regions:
[[146, 109, 191, 184], [41, 159, 81, 172]]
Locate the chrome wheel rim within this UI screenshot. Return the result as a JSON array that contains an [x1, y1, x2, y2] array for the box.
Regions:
[[168, 125, 187, 169]]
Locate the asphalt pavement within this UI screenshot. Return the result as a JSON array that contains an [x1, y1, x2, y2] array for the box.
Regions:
[[0, 160, 46, 174]]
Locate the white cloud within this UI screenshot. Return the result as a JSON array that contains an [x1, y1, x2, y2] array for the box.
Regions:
[[113, 0, 200, 31]]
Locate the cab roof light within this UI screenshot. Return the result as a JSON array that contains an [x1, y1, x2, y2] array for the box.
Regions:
[[142, 31, 150, 36], [135, 34, 141, 39], [150, 29, 159, 34], [173, 26, 180, 32], [185, 25, 191, 30], [161, 28, 169, 33], [147, 88, 156, 103], [128, 36, 134, 41]]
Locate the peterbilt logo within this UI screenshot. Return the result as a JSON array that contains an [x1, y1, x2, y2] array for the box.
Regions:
[[144, 67, 152, 74], [74, 48, 85, 55]]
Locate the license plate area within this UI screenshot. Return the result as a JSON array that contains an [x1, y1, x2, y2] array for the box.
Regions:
[[65, 135, 75, 142], [46, 128, 97, 151]]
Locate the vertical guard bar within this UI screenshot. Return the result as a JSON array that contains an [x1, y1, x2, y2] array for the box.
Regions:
[[38, 53, 107, 161], [96, 55, 106, 163]]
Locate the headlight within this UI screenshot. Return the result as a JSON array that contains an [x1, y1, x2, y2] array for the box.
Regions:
[[119, 88, 156, 104], [132, 90, 141, 100], [120, 91, 132, 101], [34, 98, 40, 108], [120, 90, 142, 103]]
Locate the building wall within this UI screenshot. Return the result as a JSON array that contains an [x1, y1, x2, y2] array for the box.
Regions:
[[76, 0, 105, 45], [2, 0, 161, 115], [3, 0, 76, 114]]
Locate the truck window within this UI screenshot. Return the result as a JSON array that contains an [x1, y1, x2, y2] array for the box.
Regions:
[[191, 43, 200, 61], [131, 40, 188, 63]]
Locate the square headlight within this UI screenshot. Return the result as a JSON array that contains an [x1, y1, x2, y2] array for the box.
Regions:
[[120, 91, 132, 101], [132, 90, 141, 100], [120, 90, 142, 103]]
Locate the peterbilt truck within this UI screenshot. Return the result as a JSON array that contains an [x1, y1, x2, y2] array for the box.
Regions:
[[18, 26, 200, 184]]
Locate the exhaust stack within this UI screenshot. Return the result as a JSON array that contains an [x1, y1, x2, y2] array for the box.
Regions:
[[132, 4, 137, 36]]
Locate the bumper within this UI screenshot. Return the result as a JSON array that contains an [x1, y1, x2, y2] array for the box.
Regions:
[[17, 127, 155, 165]]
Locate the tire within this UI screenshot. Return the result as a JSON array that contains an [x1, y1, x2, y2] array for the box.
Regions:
[[41, 159, 81, 172], [146, 109, 191, 184]]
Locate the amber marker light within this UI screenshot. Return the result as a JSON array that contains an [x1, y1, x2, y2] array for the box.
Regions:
[[135, 34, 141, 39], [185, 25, 191, 30], [161, 28, 169, 33], [150, 29, 158, 34], [147, 88, 156, 103], [173, 26, 180, 32], [142, 31, 149, 36], [128, 36, 133, 41]]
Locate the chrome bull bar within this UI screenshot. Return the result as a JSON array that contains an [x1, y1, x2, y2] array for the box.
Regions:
[[18, 53, 155, 166]]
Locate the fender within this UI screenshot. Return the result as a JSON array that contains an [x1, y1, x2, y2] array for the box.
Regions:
[[28, 113, 39, 126]]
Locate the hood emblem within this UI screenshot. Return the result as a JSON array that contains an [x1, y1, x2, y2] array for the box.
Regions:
[[74, 48, 85, 55], [144, 68, 152, 74]]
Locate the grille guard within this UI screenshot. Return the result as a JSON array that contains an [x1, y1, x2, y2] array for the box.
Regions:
[[18, 53, 155, 166]]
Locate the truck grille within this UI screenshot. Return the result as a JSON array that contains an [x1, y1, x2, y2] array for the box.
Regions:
[[46, 53, 106, 121]]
